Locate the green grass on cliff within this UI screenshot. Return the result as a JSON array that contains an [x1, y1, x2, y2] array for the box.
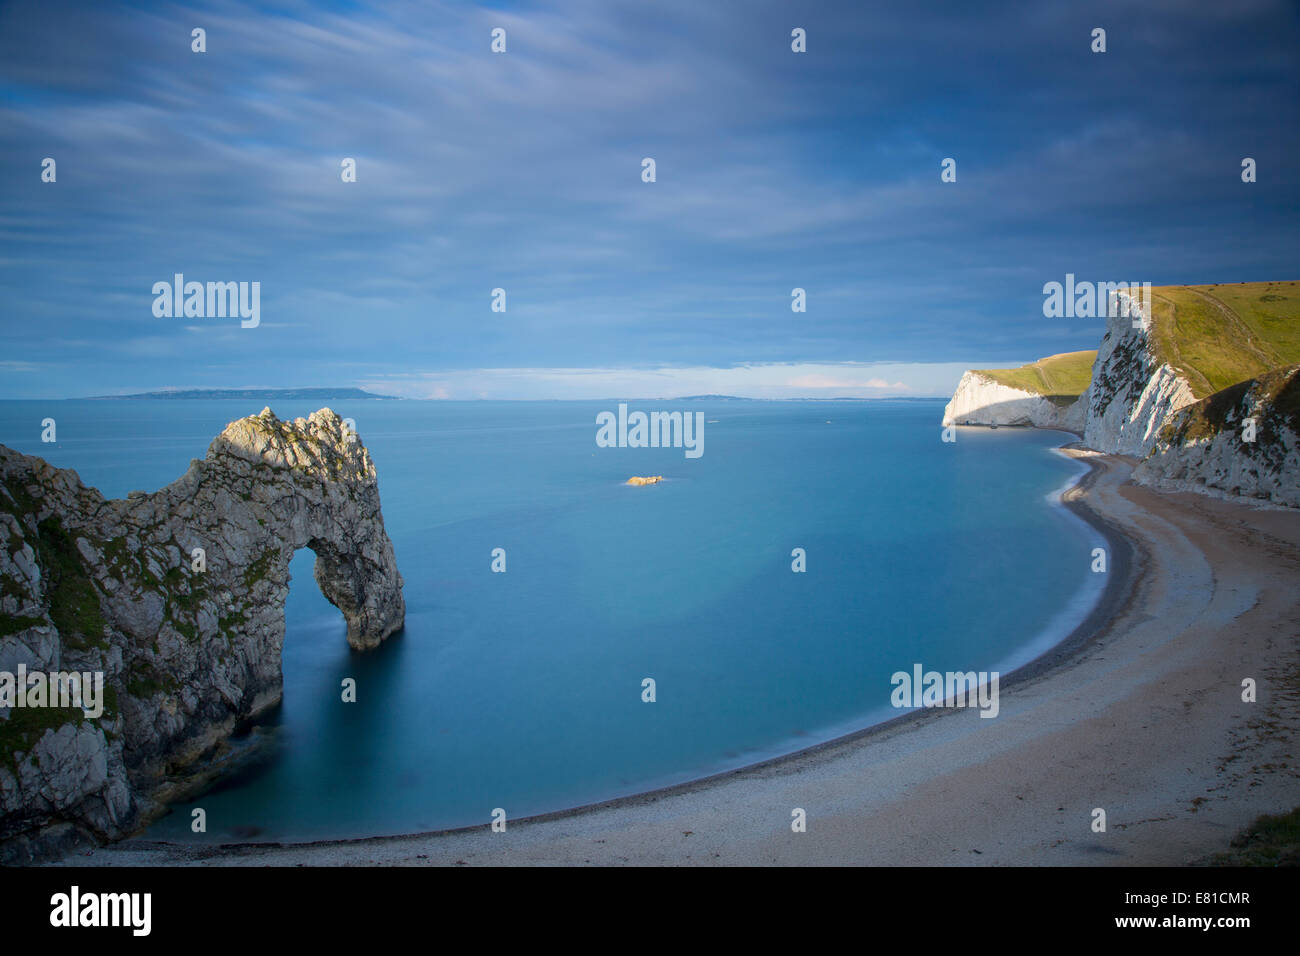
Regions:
[[1148, 281, 1300, 399], [971, 282, 1300, 430], [0, 614, 47, 638], [33, 517, 109, 652], [1164, 363, 1300, 445], [975, 350, 1097, 407], [0, 704, 87, 771], [0, 686, 120, 771], [1142, 281, 1300, 444], [1206, 805, 1300, 866]]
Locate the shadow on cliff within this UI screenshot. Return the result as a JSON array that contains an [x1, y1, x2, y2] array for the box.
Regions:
[[941, 395, 1082, 430]]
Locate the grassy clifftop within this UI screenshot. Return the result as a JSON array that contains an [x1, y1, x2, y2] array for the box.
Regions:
[[1147, 281, 1300, 399], [974, 350, 1097, 407], [973, 281, 1299, 413]]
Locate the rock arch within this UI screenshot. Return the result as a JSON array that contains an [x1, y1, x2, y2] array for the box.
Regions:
[[0, 407, 404, 858]]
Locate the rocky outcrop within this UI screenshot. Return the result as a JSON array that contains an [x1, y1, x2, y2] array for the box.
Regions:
[[941, 372, 1083, 430], [1134, 365, 1300, 508], [943, 286, 1298, 509], [942, 291, 1198, 451], [0, 407, 404, 860], [1078, 291, 1198, 458]]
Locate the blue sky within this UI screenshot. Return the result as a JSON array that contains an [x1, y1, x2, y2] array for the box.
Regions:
[[1, 0, 1298, 399]]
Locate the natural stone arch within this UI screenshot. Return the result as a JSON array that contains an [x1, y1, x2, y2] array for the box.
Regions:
[[0, 407, 404, 858]]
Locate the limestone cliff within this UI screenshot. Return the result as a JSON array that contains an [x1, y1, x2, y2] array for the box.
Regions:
[[943, 283, 1299, 509], [1133, 365, 1300, 508], [941, 291, 1198, 450], [941, 371, 1083, 429], [1077, 290, 1198, 458], [0, 407, 404, 860]]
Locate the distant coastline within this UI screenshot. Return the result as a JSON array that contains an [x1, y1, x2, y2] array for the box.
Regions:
[[87, 387, 399, 401]]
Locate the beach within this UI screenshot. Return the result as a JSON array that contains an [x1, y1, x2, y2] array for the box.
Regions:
[[60, 450, 1300, 866]]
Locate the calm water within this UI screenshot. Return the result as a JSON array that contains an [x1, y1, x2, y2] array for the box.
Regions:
[[0, 399, 1103, 841]]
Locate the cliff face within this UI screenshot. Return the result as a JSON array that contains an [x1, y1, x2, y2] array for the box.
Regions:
[[942, 371, 1082, 429], [1078, 291, 1198, 458], [1133, 365, 1300, 508], [0, 408, 404, 860], [943, 287, 1298, 509]]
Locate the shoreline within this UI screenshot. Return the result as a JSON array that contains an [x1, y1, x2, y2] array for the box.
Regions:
[[58, 436, 1200, 866]]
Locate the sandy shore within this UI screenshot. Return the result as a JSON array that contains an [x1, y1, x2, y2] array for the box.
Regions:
[[62, 451, 1300, 866]]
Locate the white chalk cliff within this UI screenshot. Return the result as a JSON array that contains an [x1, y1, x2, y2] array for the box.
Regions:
[[1077, 291, 1198, 458], [1133, 365, 1300, 508], [945, 290, 1298, 508], [942, 372, 1083, 430]]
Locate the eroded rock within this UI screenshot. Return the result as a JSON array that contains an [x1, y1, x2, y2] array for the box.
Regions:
[[0, 407, 405, 859]]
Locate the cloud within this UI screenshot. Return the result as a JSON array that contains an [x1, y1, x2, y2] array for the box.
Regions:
[[0, 0, 1297, 400], [786, 374, 908, 391]]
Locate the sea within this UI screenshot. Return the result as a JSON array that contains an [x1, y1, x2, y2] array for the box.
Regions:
[[0, 398, 1105, 842]]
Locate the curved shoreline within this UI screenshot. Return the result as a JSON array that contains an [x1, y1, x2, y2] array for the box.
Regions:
[[72, 434, 1152, 864]]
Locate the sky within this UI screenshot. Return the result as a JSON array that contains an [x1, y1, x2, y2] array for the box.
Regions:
[[1, 0, 1298, 400]]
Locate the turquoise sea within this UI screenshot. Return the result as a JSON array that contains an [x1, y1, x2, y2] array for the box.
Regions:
[[0, 399, 1104, 842]]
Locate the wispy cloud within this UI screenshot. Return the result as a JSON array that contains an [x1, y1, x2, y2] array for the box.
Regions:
[[786, 374, 907, 391], [0, 0, 1297, 399]]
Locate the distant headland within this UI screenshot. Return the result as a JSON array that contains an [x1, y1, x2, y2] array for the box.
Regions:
[[90, 387, 399, 401]]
